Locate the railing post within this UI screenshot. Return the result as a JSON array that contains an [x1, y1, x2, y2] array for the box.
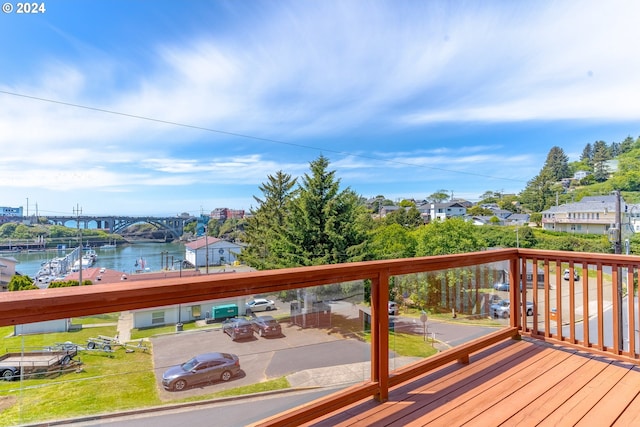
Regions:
[[509, 255, 520, 328], [370, 270, 389, 402]]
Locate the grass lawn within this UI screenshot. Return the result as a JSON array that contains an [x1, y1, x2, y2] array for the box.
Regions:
[[72, 313, 120, 325], [0, 325, 160, 426]]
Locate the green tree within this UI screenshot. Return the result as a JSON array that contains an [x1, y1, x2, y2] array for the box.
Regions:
[[182, 220, 197, 235], [541, 146, 571, 181], [279, 155, 369, 267], [478, 191, 499, 205], [427, 190, 450, 203], [383, 206, 423, 228], [240, 171, 297, 270], [592, 141, 611, 182], [619, 136, 636, 154], [398, 199, 415, 208], [467, 205, 494, 216], [519, 170, 556, 212], [218, 218, 244, 241], [580, 143, 593, 166], [529, 212, 542, 227], [369, 223, 416, 259], [48, 279, 92, 287], [8, 275, 37, 291], [412, 217, 485, 256]]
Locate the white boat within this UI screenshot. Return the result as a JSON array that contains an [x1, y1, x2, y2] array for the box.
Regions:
[[72, 255, 95, 271], [101, 240, 117, 249]]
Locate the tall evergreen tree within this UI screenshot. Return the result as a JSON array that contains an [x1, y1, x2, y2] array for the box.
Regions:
[[519, 146, 569, 212], [240, 171, 297, 270], [541, 146, 571, 180], [279, 155, 369, 267], [592, 141, 611, 182], [519, 170, 556, 212], [619, 136, 635, 154], [610, 142, 620, 157], [580, 143, 593, 166]]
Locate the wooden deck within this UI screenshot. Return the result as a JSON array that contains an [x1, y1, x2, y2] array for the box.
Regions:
[[301, 338, 640, 427]]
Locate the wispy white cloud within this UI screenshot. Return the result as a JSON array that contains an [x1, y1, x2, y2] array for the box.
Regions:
[[1, 0, 638, 214]]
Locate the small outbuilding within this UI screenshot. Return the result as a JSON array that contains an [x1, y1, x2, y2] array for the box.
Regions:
[[184, 236, 243, 268]]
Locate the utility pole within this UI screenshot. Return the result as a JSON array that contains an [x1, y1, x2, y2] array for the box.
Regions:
[[205, 226, 209, 274], [613, 190, 623, 352], [74, 204, 83, 285], [614, 190, 622, 254]]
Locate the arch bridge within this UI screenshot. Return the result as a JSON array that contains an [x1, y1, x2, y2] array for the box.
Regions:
[[46, 215, 195, 240]]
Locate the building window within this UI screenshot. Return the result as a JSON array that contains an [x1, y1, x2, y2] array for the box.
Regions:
[[151, 311, 165, 325]]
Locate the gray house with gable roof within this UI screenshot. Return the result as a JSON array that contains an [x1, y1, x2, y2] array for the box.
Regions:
[[540, 195, 627, 236]]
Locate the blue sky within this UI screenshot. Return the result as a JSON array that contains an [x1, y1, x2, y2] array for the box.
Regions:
[[1, 0, 639, 217]]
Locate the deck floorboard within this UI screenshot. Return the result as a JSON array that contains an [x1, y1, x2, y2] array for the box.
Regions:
[[302, 338, 640, 427]]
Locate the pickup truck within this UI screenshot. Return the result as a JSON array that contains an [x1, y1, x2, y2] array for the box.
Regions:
[[0, 343, 78, 381]]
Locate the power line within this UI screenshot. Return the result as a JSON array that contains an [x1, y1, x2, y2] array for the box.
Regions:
[[0, 89, 524, 183]]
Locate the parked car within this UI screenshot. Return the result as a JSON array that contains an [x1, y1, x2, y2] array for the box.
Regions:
[[222, 317, 255, 341], [388, 301, 399, 315], [493, 282, 510, 292], [563, 269, 579, 281], [162, 352, 240, 391], [490, 299, 510, 318], [245, 298, 276, 313], [251, 315, 282, 337], [490, 299, 534, 318]]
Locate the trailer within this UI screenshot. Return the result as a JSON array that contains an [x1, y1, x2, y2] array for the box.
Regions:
[[86, 335, 149, 353], [0, 344, 78, 381]]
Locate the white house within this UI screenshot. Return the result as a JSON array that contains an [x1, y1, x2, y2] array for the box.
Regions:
[[15, 319, 71, 335], [131, 296, 249, 328], [427, 202, 467, 222], [0, 256, 18, 291], [184, 237, 243, 268]]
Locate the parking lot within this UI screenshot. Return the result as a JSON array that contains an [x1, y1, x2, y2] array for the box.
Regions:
[[151, 301, 371, 400]]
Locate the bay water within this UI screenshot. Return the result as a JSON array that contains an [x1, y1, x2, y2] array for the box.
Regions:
[[3, 242, 187, 278]]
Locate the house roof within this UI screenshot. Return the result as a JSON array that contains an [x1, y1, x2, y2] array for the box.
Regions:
[[184, 236, 222, 250], [541, 195, 625, 214], [504, 213, 530, 221]]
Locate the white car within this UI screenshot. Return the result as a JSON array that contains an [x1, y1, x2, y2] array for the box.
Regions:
[[388, 302, 398, 315], [563, 269, 579, 281], [246, 298, 276, 312]]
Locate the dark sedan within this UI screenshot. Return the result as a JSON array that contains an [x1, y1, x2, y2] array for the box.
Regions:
[[162, 352, 240, 391], [252, 315, 282, 337], [222, 317, 255, 341]]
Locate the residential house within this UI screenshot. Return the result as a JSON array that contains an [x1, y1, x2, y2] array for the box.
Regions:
[[131, 296, 248, 329], [184, 236, 243, 267], [0, 256, 17, 291], [573, 170, 590, 181], [541, 195, 627, 236], [426, 202, 467, 222], [502, 213, 531, 226], [378, 205, 401, 217]]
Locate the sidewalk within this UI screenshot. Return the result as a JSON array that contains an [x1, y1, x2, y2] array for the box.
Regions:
[[286, 356, 421, 388]]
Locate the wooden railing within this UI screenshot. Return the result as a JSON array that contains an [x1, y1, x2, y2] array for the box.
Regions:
[[0, 248, 638, 426]]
